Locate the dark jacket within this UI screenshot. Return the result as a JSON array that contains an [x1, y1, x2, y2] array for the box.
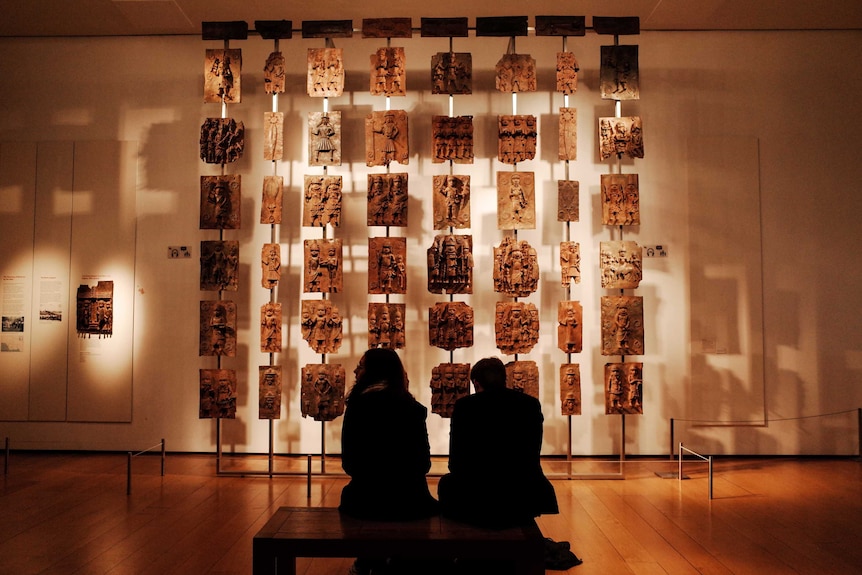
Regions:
[[339, 386, 439, 520], [439, 387, 558, 528]]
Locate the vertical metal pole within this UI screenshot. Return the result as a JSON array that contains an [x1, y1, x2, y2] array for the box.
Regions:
[[567, 416, 572, 480], [160, 438, 166, 476], [320, 421, 326, 475], [708, 456, 714, 500], [678, 442, 683, 481], [216, 418, 222, 474], [307, 454, 312, 499], [669, 418, 675, 460], [268, 420, 274, 477], [620, 413, 626, 460], [126, 452, 133, 495]]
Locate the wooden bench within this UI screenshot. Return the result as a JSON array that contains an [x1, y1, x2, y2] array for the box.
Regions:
[[253, 506, 545, 575]]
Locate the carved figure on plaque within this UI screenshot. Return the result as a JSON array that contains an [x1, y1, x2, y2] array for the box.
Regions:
[[260, 175, 283, 224], [601, 296, 645, 356], [493, 237, 539, 298], [495, 53, 536, 92], [366, 110, 409, 167], [556, 52, 579, 94], [199, 369, 217, 418], [427, 234, 473, 295], [560, 241, 581, 287], [263, 51, 286, 94], [200, 118, 244, 164], [260, 302, 282, 353], [263, 112, 284, 161], [495, 302, 540, 355], [200, 240, 239, 292], [605, 362, 643, 414], [432, 116, 474, 164], [429, 302, 474, 351], [368, 302, 406, 349], [307, 48, 344, 97], [600, 241, 643, 290], [431, 52, 472, 95], [303, 175, 342, 227], [75, 281, 113, 338], [200, 300, 236, 357], [497, 172, 535, 229], [367, 173, 408, 227], [259, 366, 282, 419], [322, 178, 343, 228], [498, 115, 537, 164], [304, 239, 342, 293], [560, 364, 582, 416], [301, 364, 346, 421], [300, 300, 343, 354], [430, 363, 471, 418], [601, 174, 639, 225], [433, 175, 470, 229], [370, 47, 406, 96], [599, 116, 643, 160], [261, 243, 281, 290], [199, 369, 236, 418], [204, 48, 241, 103], [505, 360, 539, 398], [369, 237, 407, 294], [557, 301, 583, 354], [600, 45, 639, 101], [200, 175, 240, 230], [308, 112, 341, 166], [558, 180, 580, 222], [559, 108, 577, 161]]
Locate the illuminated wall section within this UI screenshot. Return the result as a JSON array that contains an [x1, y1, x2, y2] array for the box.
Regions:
[[0, 141, 135, 423]]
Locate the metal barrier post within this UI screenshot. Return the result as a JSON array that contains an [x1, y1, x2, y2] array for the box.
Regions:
[[127, 452, 133, 495], [669, 418, 675, 460], [678, 442, 714, 500], [160, 438, 166, 476], [708, 456, 714, 500]]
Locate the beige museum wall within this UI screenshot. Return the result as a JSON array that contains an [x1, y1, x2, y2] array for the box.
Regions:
[[0, 28, 860, 456]]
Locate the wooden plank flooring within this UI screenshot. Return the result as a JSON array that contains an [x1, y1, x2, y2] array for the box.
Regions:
[[1, 454, 860, 574]]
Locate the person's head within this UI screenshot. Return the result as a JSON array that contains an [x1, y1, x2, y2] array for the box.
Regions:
[[348, 348, 409, 401], [470, 357, 507, 393]]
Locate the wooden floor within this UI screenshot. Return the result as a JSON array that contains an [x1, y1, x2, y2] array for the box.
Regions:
[[1, 453, 860, 574]]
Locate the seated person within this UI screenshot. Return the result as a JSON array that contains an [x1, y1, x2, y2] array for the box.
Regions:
[[340, 348, 439, 521], [438, 357, 559, 529]]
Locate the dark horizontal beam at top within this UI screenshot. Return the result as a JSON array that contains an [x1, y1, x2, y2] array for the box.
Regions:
[[201, 17, 641, 40]]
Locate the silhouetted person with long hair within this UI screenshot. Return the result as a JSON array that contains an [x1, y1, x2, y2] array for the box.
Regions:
[[340, 348, 438, 521], [439, 356, 558, 529]]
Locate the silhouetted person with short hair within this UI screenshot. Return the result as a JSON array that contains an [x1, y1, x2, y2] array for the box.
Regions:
[[438, 356, 558, 529]]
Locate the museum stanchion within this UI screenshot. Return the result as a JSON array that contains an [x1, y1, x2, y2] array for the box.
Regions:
[[677, 442, 714, 500], [125, 439, 166, 495], [669, 417, 675, 460]]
